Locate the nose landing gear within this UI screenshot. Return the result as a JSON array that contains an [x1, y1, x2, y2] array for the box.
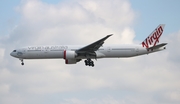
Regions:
[[84, 58, 94, 67], [19, 59, 24, 65]]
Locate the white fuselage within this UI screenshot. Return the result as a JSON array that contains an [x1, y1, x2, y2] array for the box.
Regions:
[[10, 24, 166, 66], [10, 44, 164, 59]]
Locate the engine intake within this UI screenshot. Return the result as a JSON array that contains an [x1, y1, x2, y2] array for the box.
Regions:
[[63, 50, 77, 59]]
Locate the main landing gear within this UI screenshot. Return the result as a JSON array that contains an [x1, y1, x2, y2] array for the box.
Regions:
[[84, 58, 94, 67], [20, 59, 24, 65]]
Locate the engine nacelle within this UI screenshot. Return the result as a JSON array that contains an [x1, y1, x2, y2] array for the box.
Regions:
[[63, 50, 77, 59], [65, 59, 78, 64]]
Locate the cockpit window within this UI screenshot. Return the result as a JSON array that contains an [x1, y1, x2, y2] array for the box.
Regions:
[[13, 50, 16, 52]]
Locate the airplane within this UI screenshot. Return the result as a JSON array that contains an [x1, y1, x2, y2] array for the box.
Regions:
[[10, 24, 167, 67]]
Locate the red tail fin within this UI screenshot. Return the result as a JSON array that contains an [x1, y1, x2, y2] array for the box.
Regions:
[[141, 24, 165, 48]]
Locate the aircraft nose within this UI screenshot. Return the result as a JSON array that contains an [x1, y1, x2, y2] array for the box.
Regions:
[[10, 52, 13, 56], [10, 52, 15, 57]]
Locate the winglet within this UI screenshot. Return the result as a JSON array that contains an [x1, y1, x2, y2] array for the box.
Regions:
[[142, 24, 165, 48], [105, 34, 113, 39], [107, 34, 113, 37]]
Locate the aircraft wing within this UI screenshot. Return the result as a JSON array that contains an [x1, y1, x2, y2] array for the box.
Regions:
[[76, 34, 112, 54]]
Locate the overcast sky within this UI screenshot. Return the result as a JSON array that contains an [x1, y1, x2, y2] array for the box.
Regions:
[[0, 0, 180, 104]]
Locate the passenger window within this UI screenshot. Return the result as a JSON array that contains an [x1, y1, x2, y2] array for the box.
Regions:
[[13, 50, 16, 52]]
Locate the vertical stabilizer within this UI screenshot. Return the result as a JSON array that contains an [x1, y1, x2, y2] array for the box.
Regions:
[[142, 24, 165, 48]]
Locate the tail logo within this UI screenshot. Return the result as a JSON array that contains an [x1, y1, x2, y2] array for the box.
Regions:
[[142, 25, 164, 48]]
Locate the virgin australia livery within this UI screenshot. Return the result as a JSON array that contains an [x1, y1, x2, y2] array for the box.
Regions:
[[10, 24, 167, 67]]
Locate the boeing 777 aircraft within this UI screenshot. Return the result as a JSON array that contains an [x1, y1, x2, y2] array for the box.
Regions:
[[10, 24, 167, 67]]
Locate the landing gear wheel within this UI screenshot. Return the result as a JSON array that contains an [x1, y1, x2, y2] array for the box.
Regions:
[[91, 61, 94, 67], [85, 60, 88, 66], [84, 59, 95, 67], [20, 59, 24, 66]]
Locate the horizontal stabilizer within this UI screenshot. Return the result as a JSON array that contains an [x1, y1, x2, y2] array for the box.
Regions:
[[148, 43, 167, 50]]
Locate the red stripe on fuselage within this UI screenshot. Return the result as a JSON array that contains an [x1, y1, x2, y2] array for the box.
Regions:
[[63, 50, 66, 59], [65, 59, 68, 64]]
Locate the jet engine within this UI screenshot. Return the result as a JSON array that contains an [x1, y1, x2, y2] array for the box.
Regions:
[[63, 50, 80, 64], [65, 59, 79, 64], [63, 50, 77, 59]]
